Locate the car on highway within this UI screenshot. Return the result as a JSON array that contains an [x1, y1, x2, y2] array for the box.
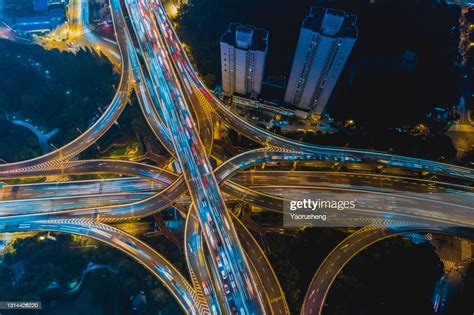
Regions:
[[223, 283, 230, 294]]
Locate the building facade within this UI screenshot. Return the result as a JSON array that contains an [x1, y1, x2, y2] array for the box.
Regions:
[[284, 7, 358, 116], [220, 23, 268, 97]]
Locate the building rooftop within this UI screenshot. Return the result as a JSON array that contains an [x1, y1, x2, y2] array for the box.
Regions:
[[221, 23, 269, 52], [302, 6, 358, 39]]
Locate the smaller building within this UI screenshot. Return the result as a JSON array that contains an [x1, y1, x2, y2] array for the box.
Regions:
[[220, 23, 269, 97], [13, 8, 64, 33]]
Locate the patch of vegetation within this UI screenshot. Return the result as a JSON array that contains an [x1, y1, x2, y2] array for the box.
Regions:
[[325, 237, 444, 315], [0, 233, 183, 314], [266, 228, 348, 313], [0, 123, 41, 161], [0, 39, 117, 162], [80, 96, 169, 161]]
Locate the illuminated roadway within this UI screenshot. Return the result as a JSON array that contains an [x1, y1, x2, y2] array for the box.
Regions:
[[2, 147, 473, 228], [300, 225, 474, 315], [0, 177, 157, 201], [2, 149, 473, 227], [2, 164, 473, 314], [1, 154, 473, 313], [4, 167, 473, 227], [4, 170, 471, 206], [123, 0, 266, 312], [3, 157, 474, 314], [3, 143, 473, 314], [0, 218, 204, 314], [0, 149, 332, 222]]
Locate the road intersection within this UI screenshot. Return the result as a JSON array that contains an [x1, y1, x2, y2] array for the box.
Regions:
[[0, 0, 473, 314]]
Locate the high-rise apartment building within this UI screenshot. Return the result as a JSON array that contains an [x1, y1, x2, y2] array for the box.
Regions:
[[220, 24, 269, 96], [284, 7, 358, 116]]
